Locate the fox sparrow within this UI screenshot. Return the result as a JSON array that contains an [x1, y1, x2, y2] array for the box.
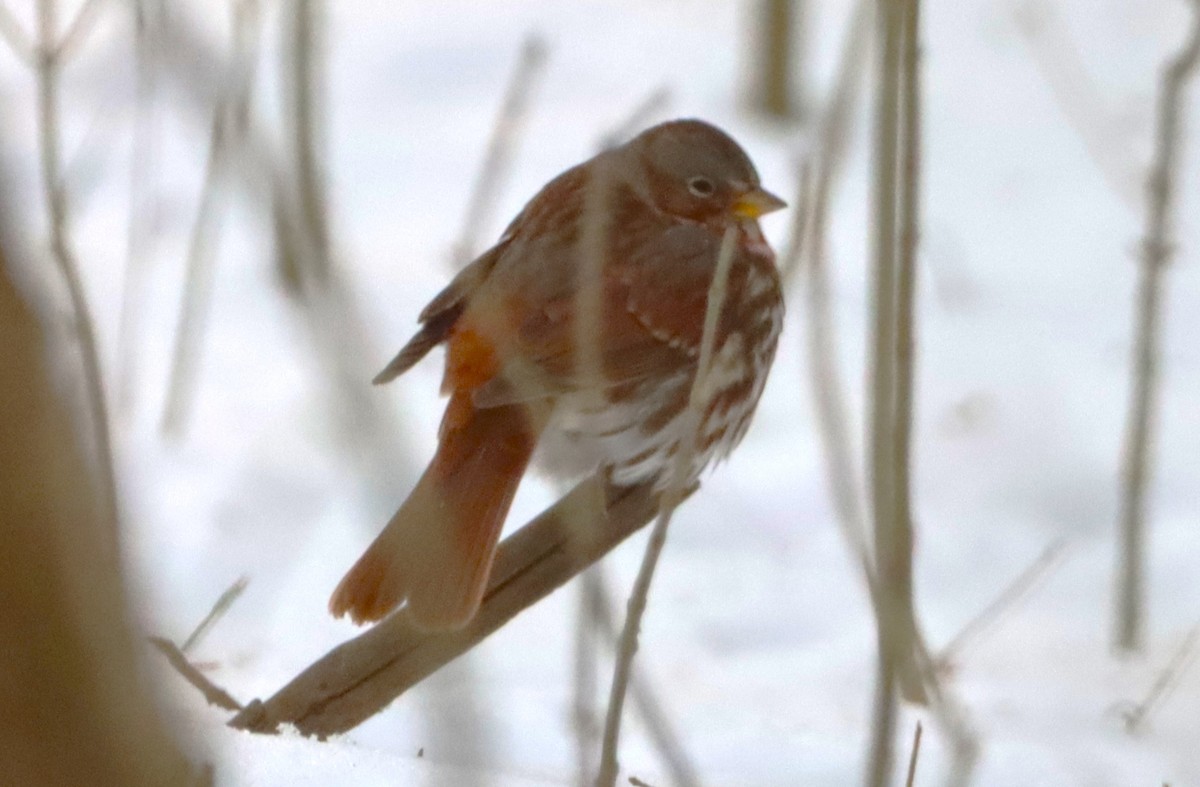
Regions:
[[330, 119, 786, 629]]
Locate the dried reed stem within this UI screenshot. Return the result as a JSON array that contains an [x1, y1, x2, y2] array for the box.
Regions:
[[1114, 0, 1200, 654], [864, 0, 924, 781], [863, 0, 905, 780], [595, 226, 739, 787]]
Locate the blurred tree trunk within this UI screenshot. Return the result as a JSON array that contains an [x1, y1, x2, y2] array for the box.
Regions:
[[0, 229, 201, 785], [751, 0, 807, 120]]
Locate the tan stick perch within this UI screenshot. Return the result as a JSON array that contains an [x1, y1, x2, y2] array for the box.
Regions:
[[229, 475, 667, 737]]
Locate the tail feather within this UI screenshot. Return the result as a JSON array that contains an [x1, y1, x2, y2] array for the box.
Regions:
[[329, 393, 537, 629], [372, 309, 460, 385]]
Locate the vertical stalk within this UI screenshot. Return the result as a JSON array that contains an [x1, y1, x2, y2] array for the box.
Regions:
[[864, 0, 921, 783], [1114, 2, 1200, 654], [35, 0, 119, 526]]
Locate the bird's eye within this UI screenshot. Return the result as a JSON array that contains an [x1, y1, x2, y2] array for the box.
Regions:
[[687, 177, 715, 198]]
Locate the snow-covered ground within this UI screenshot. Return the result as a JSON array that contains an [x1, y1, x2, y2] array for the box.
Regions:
[[2, 0, 1199, 784]]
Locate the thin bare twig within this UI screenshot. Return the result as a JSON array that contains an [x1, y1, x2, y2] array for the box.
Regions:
[[452, 34, 548, 267], [595, 226, 739, 787], [150, 637, 243, 712], [1119, 624, 1200, 732], [1114, 0, 1200, 654], [182, 576, 249, 654], [904, 720, 923, 787], [581, 569, 700, 787], [939, 539, 1067, 664]]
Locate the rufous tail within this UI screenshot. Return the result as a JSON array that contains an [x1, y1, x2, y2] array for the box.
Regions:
[[329, 392, 537, 629]]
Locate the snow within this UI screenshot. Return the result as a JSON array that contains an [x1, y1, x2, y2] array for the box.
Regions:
[[3, 0, 1200, 784]]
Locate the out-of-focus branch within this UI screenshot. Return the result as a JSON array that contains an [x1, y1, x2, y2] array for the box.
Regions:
[[227, 476, 669, 737], [55, 0, 108, 59], [1114, 0, 1200, 655], [0, 4, 35, 64], [1015, 3, 1141, 209], [161, 0, 261, 437], [596, 226, 740, 787], [34, 0, 119, 527], [596, 86, 671, 151], [1, 200, 201, 786], [452, 34, 548, 267], [751, 0, 804, 119], [137, 1, 418, 483], [115, 0, 162, 412], [275, 0, 330, 292], [863, 1, 905, 781]]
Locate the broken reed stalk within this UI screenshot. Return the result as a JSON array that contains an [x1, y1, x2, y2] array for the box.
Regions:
[[595, 226, 740, 787], [226, 476, 668, 737], [30, 0, 119, 528], [453, 34, 548, 266], [149, 638, 243, 712], [1114, 0, 1200, 654]]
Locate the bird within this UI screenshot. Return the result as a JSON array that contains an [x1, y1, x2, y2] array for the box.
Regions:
[[329, 118, 786, 630]]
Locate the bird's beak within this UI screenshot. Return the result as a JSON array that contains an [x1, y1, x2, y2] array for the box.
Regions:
[[731, 186, 787, 220]]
